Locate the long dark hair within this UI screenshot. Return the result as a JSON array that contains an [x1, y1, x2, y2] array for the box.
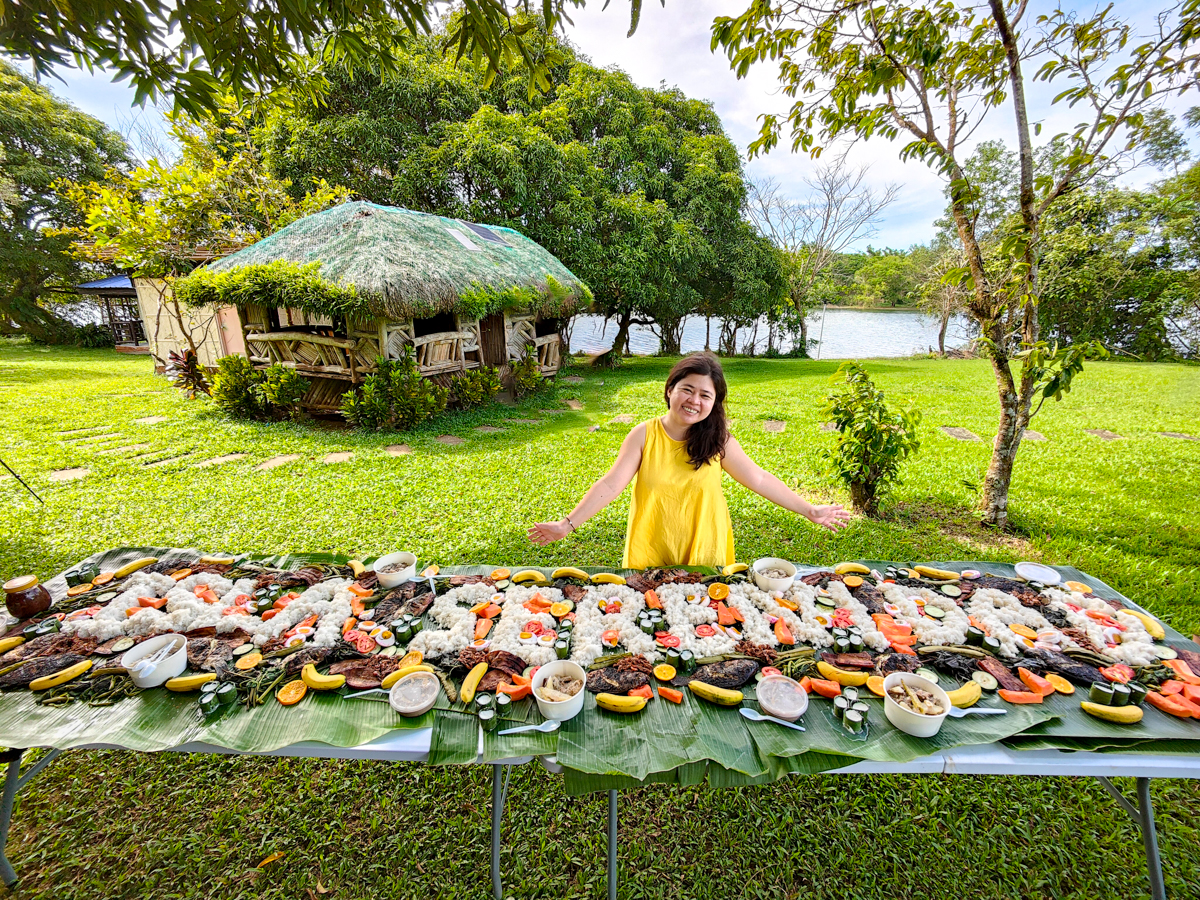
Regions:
[[664, 352, 729, 470]]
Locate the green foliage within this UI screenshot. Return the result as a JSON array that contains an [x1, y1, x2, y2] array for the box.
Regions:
[[211, 355, 310, 420], [72, 323, 114, 349], [449, 366, 501, 409], [165, 349, 210, 399], [175, 261, 362, 318], [340, 348, 449, 430], [822, 363, 921, 516], [256, 365, 310, 418], [0, 61, 131, 342], [509, 349, 545, 398]]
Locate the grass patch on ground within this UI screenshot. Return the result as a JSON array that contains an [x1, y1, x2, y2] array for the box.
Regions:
[[0, 341, 1198, 899]]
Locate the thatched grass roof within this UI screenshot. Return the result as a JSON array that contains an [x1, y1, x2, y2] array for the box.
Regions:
[[201, 201, 590, 321]]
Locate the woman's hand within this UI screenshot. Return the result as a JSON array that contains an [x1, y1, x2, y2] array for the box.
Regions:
[[528, 519, 572, 546], [807, 504, 852, 532]]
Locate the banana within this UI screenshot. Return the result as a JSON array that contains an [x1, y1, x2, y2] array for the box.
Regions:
[[721, 563, 749, 576], [30, 660, 92, 691], [1120, 609, 1166, 641], [380, 664, 435, 689], [551, 567, 589, 581], [945, 680, 982, 708], [834, 562, 871, 576], [687, 681, 744, 706], [595, 692, 648, 713], [1081, 701, 1144, 725], [511, 570, 550, 585], [301, 664, 346, 691], [914, 565, 962, 581], [165, 673, 217, 692], [0, 637, 24, 654], [460, 662, 488, 705], [113, 557, 157, 579], [590, 573, 627, 585], [817, 660, 871, 686], [199, 555, 235, 565], [348, 560, 366, 577]]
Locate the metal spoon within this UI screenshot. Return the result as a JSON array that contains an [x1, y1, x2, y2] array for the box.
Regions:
[[740, 707, 806, 732], [947, 706, 1007, 717], [497, 719, 561, 736]]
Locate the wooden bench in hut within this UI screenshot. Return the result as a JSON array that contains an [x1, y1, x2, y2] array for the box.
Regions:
[[178, 202, 591, 413]]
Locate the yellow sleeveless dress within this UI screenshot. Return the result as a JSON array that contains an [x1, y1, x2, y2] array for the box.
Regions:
[[621, 418, 735, 569]]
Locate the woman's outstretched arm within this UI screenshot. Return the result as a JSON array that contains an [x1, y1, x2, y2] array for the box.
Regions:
[[527, 423, 647, 545], [721, 435, 852, 532]]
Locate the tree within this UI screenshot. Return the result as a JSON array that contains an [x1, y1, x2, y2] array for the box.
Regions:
[[714, 0, 1200, 528], [0, 0, 647, 118], [747, 155, 896, 355], [918, 247, 972, 355], [0, 61, 131, 342], [62, 103, 349, 364], [852, 249, 928, 307]]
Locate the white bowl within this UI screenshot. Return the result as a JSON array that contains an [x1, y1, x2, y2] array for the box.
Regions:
[[753, 557, 797, 593], [882, 671, 951, 738], [372, 551, 417, 589], [120, 633, 187, 689], [1014, 562, 1061, 586], [389, 671, 440, 717], [757, 674, 809, 721], [529, 659, 587, 722]]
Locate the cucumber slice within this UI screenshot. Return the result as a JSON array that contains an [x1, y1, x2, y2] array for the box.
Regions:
[[380, 646, 398, 657], [924, 605, 946, 619], [233, 643, 256, 656], [111, 637, 135, 653], [914, 667, 940, 684], [940, 584, 962, 598], [1153, 645, 1179, 660], [521, 666, 537, 679], [95, 592, 117, 604], [494, 579, 510, 590], [815, 595, 836, 609], [560, 600, 575, 613], [971, 671, 998, 692]]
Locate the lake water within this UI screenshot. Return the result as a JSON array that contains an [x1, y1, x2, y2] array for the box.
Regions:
[[567, 308, 976, 358]]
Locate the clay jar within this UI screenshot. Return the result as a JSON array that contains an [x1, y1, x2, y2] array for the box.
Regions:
[[3, 575, 52, 620]]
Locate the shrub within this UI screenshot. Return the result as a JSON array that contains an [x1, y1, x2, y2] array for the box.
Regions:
[[211, 355, 310, 420], [509, 349, 544, 398], [256, 364, 310, 419], [822, 362, 921, 517], [73, 323, 114, 349], [166, 348, 211, 398], [340, 347, 448, 430], [449, 366, 501, 409]]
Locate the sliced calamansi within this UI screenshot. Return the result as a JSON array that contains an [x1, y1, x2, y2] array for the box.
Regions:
[[653, 664, 677, 682], [277, 680, 308, 706], [706, 582, 730, 601], [490, 568, 511, 580]]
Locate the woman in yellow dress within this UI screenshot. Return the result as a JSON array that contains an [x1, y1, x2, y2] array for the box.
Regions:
[[527, 352, 850, 568]]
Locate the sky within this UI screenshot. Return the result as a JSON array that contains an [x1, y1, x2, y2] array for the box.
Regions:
[[15, 0, 1200, 250]]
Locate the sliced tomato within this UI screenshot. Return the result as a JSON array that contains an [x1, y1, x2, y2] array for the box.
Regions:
[[656, 634, 681, 648], [524, 621, 545, 635], [695, 624, 716, 638], [605, 603, 622, 615], [760, 667, 783, 678], [602, 629, 621, 646], [1099, 664, 1135, 684]]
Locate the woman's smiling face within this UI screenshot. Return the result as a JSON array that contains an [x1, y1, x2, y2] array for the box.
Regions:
[[667, 373, 717, 426]]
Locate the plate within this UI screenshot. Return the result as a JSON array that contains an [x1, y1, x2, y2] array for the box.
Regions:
[[1014, 562, 1061, 586]]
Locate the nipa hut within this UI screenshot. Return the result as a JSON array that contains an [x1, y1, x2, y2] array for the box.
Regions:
[[179, 201, 591, 411]]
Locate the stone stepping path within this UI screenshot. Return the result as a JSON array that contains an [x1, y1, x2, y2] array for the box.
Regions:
[[134, 416, 168, 425], [257, 454, 302, 471], [474, 426, 504, 434], [62, 430, 117, 443], [385, 445, 411, 457], [565, 399, 583, 411], [128, 449, 170, 463], [56, 426, 110, 436], [506, 419, 542, 425], [941, 426, 981, 442], [49, 468, 89, 482], [820, 422, 838, 432], [1023, 430, 1047, 442], [435, 435, 465, 445], [1085, 429, 1123, 441], [763, 420, 786, 433], [609, 414, 634, 424], [1157, 432, 1198, 441], [323, 452, 354, 464], [195, 453, 247, 469], [144, 454, 193, 468], [588, 425, 601, 433], [97, 443, 152, 455], [561, 376, 584, 384], [539, 409, 567, 415]]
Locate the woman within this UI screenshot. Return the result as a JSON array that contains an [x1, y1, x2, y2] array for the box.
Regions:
[[528, 352, 850, 568]]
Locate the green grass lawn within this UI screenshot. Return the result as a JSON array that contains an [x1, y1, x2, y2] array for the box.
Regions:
[[0, 340, 1198, 899]]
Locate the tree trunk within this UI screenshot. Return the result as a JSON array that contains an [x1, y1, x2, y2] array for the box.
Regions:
[[766, 318, 776, 354], [849, 480, 878, 517], [705, 316, 711, 351], [938, 312, 949, 356], [657, 316, 684, 355], [718, 320, 739, 356], [0, 292, 75, 343], [611, 310, 633, 357], [743, 320, 760, 356], [798, 315, 810, 358]]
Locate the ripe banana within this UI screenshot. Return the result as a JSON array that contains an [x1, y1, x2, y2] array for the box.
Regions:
[[113, 557, 157, 578], [595, 692, 648, 713], [301, 664, 346, 691], [551, 567, 589, 581], [348, 560, 366, 577], [687, 681, 744, 706], [512, 570, 550, 585], [165, 673, 217, 692], [817, 660, 871, 687], [914, 565, 961, 581], [30, 660, 92, 691], [381, 664, 435, 689], [721, 563, 749, 576], [0, 637, 24, 654], [590, 573, 627, 585], [199, 555, 235, 565], [1120, 609, 1166, 641], [460, 662, 488, 705], [945, 680, 983, 709], [1081, 701, 1144, 725], [834, 562, 871, 576]]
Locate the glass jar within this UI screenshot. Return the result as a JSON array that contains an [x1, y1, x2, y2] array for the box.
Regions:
[[3, 575, 52, 620]]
